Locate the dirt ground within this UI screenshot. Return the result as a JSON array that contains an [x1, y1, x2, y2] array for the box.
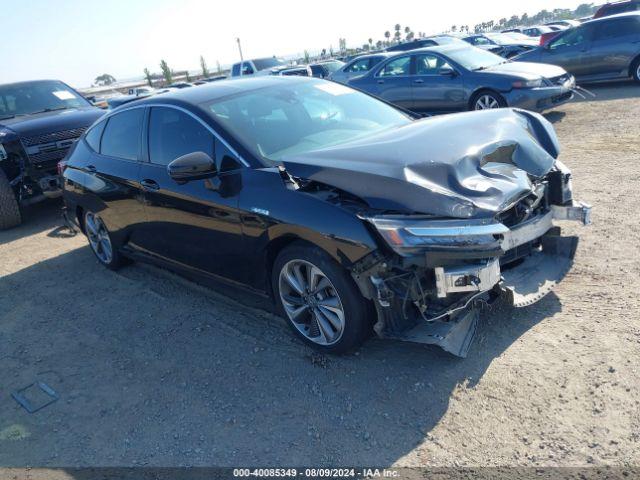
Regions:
[[1, 81, 639, 469]]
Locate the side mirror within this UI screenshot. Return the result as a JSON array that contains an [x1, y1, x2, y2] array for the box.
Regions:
[[439, 66, 456, 77], [167, 151, 217, 182]]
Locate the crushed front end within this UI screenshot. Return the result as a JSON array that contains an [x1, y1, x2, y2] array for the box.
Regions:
[[354, 163, 591, 357]]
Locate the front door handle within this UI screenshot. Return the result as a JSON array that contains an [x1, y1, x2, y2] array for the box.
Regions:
[[413, 79, 424, 84], [140, 179, 160, 191], [377, 79, 385, 84], [85, 164, 96, 173]]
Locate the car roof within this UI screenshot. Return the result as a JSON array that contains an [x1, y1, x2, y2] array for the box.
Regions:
[[0, 79, 68, 88], [127, 76, 316, 107], [386, 44, 468, 57], [584, 10, 640, 23]]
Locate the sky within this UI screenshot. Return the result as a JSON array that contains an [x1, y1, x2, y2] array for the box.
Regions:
[[2, 0, 589, 88]]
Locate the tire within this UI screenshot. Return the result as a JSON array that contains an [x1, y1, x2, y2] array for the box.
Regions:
[[632, 58, 640, 84], [0, 169, 21, 230], [272, 242, 370, 354], [471, 90, 507, 111], [83, 210, 126, 270]]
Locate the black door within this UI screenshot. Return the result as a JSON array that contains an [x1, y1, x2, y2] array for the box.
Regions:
[[137, 106, 246, 283], [83, 108, 147, 248]]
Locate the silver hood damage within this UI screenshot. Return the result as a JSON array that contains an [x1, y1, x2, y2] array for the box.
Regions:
[[283, 108, 591, 358]]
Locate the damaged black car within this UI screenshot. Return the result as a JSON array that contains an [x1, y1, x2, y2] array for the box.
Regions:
[[62, 76, 591, 357]]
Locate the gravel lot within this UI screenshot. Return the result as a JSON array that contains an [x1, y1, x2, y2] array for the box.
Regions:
[[1, 81, 639, 468]]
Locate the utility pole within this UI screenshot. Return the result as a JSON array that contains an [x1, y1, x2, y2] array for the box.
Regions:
[[237, 38, 244, 76]]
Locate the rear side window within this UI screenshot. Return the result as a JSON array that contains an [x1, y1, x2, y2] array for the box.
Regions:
[[100, 108, 144, 161], [85, 121, 106, 152], [148, 107, 214, 166], [596, 17, 640, 39], [345, 58, 371, 72], [379, 56, 411, 76]]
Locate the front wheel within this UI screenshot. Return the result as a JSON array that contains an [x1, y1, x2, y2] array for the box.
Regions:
[[84, 211, 126, 270], [272, 243, 370, 354], [632, 58, 640, 84], [471, 91, 507, 111], [0, 169, 21, 230]]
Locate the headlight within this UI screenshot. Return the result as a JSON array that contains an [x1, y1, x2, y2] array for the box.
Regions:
[[512, 78, 543, 88], [0, 143, 7, 161], [366, 216, 508, 256]]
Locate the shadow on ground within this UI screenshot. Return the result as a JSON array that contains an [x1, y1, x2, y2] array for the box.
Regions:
[[0, 198, 65, 246], [0, 221, 562, 466], [573, 79, 638, 103]]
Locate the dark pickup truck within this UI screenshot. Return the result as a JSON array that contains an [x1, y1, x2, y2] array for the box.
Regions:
[[0, 79, 104, 228]]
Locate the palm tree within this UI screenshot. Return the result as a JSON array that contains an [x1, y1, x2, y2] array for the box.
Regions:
[[216, 60, 222, 74], [384, 31, 391, 45], [143, 68, 153, 87], [451, 25, 457, 32], [199, 55, 209, 78], [368, 38, 373, 50], [159, 60, 172, 85]]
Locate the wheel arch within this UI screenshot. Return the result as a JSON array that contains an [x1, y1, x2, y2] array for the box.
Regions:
[[629, 53, 640, 78], [468, 87, 507, 110]]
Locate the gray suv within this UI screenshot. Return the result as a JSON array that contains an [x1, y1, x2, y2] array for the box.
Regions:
[[514, 12, 640, 83]]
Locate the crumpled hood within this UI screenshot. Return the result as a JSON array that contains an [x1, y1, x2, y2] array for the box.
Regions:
[[0, 107, 104, 139], [282, 108, 560, 218]]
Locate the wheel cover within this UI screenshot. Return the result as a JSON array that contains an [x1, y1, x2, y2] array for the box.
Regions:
[[475, 94, 500, 110], [636, 63, 640, 80], [85, 212, 113, 264], [278, 259, 346, 346]]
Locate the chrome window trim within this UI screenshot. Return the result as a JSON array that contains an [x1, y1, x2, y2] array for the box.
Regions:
[[106, 103, 250, 167]]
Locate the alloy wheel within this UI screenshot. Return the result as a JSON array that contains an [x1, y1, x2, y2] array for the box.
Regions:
[[278, 259, 346, 346], [475, 94, 501, 110], [85, 212, 113, 264]]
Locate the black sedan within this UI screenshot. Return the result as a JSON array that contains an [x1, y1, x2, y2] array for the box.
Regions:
[[62, 77, 590, 357], [347, 45, 575, 113]]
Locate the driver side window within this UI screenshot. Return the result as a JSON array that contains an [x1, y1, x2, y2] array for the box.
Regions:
[[549, 26, 594, 49], [378, 56, 411, 77], [148, 107, 214, 166]]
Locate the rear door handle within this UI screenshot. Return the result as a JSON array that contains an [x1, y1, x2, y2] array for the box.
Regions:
[[140, 179, 160, 191], [377, 80, 385, 84], [85, 165, 96, 173], [413, 79, 424, 84]]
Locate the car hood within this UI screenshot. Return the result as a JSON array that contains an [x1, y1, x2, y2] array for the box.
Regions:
[[282, 108, 559, 219], [0, 107, 104, 139], [487, 61, 565, 79]]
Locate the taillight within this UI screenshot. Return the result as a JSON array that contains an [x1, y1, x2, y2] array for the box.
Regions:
[[57, 160, 68, 176]]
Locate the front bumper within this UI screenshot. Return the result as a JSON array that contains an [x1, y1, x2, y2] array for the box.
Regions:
[[364, 201, 591, 357], [504, 78, 575, 112]]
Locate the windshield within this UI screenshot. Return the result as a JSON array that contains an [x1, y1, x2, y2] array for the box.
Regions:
[[206, 81, 411, 163], [253, 57, 287, 71], [0, 80, 90, 119], [321, 61, 344, 73], [503, 32, 535, 41], [485, 33, 524, 45], [446, 47, 506, 71], [430, 36, 466, 45]]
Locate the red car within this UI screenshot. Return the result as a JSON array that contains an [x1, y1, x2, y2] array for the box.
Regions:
[[594, 0, 640, 19]]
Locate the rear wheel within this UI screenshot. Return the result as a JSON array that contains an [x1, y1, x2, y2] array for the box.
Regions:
[[272, 243, 370, 354], [0, 169, 21, 230], [471, 91, 507, 111], [84, 210, 126, 270]]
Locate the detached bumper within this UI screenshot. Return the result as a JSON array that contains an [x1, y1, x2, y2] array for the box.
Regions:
[[379, 201, 591, 357], [504, 81, 575, 112]]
